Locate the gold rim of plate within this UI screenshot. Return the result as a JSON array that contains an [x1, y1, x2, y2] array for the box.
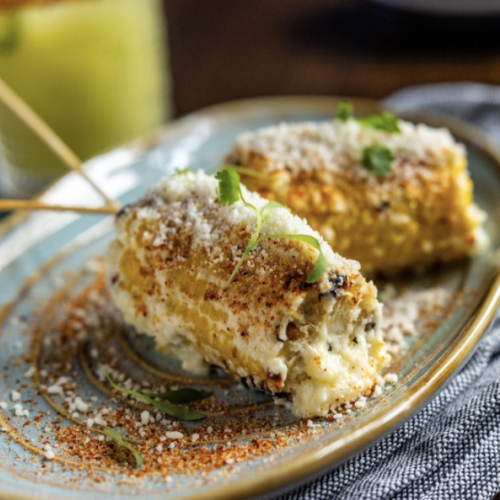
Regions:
[[1, 96, 500, 500]]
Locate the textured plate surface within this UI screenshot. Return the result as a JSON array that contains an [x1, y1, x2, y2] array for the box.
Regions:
[[1, 97, 500, 500]]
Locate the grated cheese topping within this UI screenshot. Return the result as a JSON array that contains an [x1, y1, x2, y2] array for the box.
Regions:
[[122, 169, 356, 280], [230, 118, 465, 177], [380, 284, 450, 356]]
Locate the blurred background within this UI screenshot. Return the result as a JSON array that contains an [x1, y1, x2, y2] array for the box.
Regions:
[[1, 0, 500, 198], [165, 0, 500, 115]]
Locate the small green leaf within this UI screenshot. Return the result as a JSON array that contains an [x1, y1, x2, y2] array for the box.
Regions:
[[256, 234, 327, 283], [336, 101, 353, 122], [173, 167, 194, 176], [215, 169, 242, 206], [357, 113, 400, 133], [142, 396, 206, 421], [106, 374, 206, 421], [361, 146, 394, 177], [144, 388, 212, 403], [260, 201, 290, 223], [103, 428, 144, 469]]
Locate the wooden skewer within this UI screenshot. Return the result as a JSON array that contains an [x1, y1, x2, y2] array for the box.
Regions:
[[0, 77, 120, 209], [0, 199, 118, 215]]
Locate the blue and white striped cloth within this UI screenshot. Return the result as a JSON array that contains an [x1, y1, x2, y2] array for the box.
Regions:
[[280, 83, 500, 500]]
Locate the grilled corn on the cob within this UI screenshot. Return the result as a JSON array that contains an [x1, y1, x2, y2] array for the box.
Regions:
[[107, 170, 387, 417], [227, 118, 487, 275]]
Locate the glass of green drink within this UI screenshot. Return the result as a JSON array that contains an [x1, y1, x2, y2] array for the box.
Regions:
[[0, 0, 170, 196]]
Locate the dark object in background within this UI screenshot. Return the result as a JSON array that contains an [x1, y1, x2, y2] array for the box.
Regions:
[[164, 0, 500, 116], [295, 1, 500, 56]]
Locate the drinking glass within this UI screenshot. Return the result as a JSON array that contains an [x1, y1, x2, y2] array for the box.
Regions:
[[0, 0, 171, 196]]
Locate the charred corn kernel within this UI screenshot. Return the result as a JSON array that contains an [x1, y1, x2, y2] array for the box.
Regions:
[[107, 170, 387, 417], [228, 118, 487, 275]]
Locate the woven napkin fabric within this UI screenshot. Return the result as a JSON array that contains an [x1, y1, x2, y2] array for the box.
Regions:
[[278, 83, 500, 500]]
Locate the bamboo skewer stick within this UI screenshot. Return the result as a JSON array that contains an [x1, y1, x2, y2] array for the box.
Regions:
[[0, 199, 118, 215], [0, 77, 119, 209]]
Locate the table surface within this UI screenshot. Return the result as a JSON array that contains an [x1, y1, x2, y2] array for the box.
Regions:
[[164, 0, 500, 116]]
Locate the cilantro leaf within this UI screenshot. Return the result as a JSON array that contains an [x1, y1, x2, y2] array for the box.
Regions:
[[103, 428, 143, 468], [361, 146, 394, 177], [357, 113, 400, 133], [256, 234, 327, 283], [215, 169, 242, 205], [106, 374, 206, 421], [336, 101, 353, 122]]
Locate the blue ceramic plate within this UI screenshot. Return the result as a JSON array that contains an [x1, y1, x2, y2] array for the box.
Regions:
[[1, 97, 500, 500]]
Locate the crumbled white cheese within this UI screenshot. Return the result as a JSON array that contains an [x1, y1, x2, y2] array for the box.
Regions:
[[230, 119, 464, 176], [165, 431, 183, 440], [93, 414, 107, 426], [44, 444, 55, 460], [355, 396, 367, 409], [385, 373, 398, 384], [74, 397, 89, 413], [141, 411, 151, 425], [380, 284, 449, 355], [11, 390, 21, 402], [47, 385, 63, 396]]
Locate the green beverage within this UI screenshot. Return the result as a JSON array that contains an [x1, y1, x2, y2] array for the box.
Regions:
[[0, 0, 169, 195]]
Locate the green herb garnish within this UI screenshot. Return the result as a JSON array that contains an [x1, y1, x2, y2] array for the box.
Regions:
[[106, 374, 207, 421], [336, 101, 353, 121], [357, 112, 401, 133], [216, 168, 243, 206], [335, 101, 400, 133], [103, 428, 144, 469], [361, 146, 394, 177], [215, 169, 327, 287]]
